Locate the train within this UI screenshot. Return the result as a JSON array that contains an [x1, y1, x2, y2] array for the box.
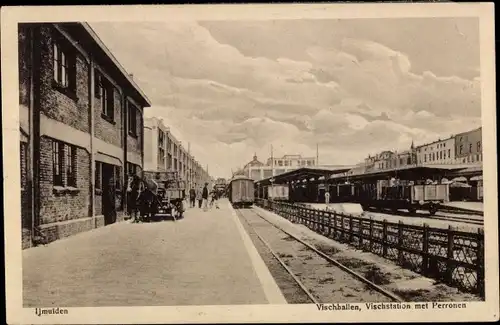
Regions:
[[267, 184, 290, 201], [320, 180, 449, 215], [228, 175, 255, 208]]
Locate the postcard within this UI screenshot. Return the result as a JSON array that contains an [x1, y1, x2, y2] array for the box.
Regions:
[[2, 3, 498, 324]]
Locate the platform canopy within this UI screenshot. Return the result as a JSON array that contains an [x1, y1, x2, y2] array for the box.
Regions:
[[255, 166, 353, 186], [329, 164, 470, 183]]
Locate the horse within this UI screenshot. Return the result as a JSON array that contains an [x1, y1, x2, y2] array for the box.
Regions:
[[127, 175, 159, 222]]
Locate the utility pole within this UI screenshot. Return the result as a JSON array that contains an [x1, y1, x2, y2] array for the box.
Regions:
[[271, 144, 274, 177], [316, 143, 319, 166]]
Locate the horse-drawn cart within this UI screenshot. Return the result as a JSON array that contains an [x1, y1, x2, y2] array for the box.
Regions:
[[143, 170, 186, 221]]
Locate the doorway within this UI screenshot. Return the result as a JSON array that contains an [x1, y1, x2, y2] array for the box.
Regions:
[[101, 163, 117, 225]]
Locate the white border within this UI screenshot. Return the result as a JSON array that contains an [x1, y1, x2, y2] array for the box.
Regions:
[[2, 3, 498, 324]]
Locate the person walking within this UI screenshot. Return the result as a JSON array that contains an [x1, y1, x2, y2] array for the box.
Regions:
[[202, 183, 209, 212], [211, 188, 220, 209], [196, 186, 203, 208], [324, 191, 330, 211], [189, 187, 196, 208]]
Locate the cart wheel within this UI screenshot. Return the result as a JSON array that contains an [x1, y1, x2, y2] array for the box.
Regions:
[[429, 206, 438, 216]]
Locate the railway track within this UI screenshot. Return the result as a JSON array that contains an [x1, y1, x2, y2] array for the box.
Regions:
[[427, 214, 484, 226], [364, 207, 484, 226], [440, 207, 483, 217], [235, 208, 403, 304]]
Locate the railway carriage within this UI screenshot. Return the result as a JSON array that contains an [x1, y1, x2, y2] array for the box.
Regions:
[[330, 180, 449, 215], [267, 184, 290, 201], [228, 175, 255, 208]]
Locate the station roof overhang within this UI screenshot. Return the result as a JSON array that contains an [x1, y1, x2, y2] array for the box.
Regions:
[[329, 164, 480, 182], [255, 166, 353, 186]]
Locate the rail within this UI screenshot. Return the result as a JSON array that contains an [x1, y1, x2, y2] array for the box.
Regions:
[[256, 199, 485, 298]]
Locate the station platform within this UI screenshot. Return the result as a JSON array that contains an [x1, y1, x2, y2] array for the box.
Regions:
[[22, 199, 286, 307], [442, 201, 484, 213]]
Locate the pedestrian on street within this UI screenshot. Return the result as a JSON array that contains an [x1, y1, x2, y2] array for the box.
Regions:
[[211, 188, 220, 209], [325, 191, 330, 211], [189, 187, 196, 208], [196, 186, 203, 208], [202, 183, 209, 212]]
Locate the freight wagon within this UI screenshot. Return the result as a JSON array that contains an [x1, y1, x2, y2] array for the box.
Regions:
[[267, 184, 289, 201], [350, 180, 449, 215], [228, 175, 255, 208]]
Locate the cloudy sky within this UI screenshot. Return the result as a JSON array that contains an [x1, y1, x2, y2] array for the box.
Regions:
[[91, 18, 481, 179]]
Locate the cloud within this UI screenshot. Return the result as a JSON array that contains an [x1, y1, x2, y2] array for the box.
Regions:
[[90, 19, 481, 178]]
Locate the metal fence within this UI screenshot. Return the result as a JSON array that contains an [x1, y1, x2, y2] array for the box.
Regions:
[[256, 199, 485, 297]]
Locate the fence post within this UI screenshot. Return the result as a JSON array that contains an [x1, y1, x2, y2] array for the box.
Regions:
[[477, 228, 485, 299], [349, 215, 354, 243], [422, 223, 429, 276], [382, 219, 388, 258], [327, 211, 332, 238], [398, 220, 404, 265], [446, 225, 455, 284], [341, 214, 345, 242], [333, 212, 337, 239], [369, 217, 374, 253], [357, 217, 363, 250]]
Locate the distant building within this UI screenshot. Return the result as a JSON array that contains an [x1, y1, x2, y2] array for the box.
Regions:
[[359, 142, 416, 174], [243, 154, 316, 181], [143, 116, 211, 189], [266, 154, 316, 169], [416, 136, 455, 165], [454, 127, 483, 164]]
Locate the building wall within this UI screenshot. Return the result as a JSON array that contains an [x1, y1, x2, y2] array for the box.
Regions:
[[143, 126, 154, 171], [455, 127, 482, 164], [94, 69, 124, 149], [19, 26, 33, 248], [126, 98, 144, 160], [38, 136, 91, 225], [417, 137, 455, 165], [19, 23, 149, 249], [39, 26, 90, 134]]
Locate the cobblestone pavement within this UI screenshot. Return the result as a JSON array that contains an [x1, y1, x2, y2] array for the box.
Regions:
[[23, 200, 279, 307]]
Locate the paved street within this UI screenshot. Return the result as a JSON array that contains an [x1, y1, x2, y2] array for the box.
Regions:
[[23, 199, 285, 307]]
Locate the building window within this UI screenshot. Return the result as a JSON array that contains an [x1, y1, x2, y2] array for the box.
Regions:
[[53, 38, 76, 93], [53, 42, 68, 87], [424, 154, 427, 162], [459, 144, 463, 155], [477, 141, 481, 152], [127, 101, 138, 137], [469, 143, 473, 153], [448, 149, 451, 158], [96, 71, 115, 121], [66, 144, 77, 187], [52, 140, 77, 187], [52, 141, 64, 186]]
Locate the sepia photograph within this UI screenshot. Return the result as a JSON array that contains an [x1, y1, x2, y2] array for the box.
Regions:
[[2, 3, 498, 324]]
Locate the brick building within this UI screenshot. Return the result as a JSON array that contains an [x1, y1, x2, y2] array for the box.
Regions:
[[19, 23, 151, 249], [143, 117, 211, 190], [454, 127, 483, 164]]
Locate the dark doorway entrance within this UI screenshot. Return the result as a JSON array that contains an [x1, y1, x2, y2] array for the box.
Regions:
[[102, 163, 117, 225]]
